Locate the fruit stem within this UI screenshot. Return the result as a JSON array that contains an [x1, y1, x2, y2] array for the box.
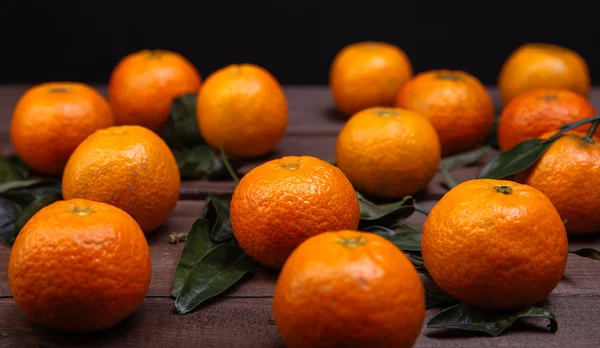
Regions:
[[583, 120, 600, 143], [494, 185, 513, 195], [169, 232, 188, 244], [220, 146, 239, 184], [337, 236, 366, 249]]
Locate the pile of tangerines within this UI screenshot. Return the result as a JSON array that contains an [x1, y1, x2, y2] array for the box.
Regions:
[[5, 41, 599, 347]]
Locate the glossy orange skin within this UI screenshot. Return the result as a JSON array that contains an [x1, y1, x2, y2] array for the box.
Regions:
[[196, 64, 288, 158], [497, 88, 597, 151], [516, 132, 600, 234], [62, 125, 181, 233], [230, 156, 360, 269], [108, 49, 202, 132], [10, 82, 114, 175], [336, 107, 441, 199], [273, 230, 425, 348], [330, 41, 413, 116], [421, 179, 568, 310], [8, 199, 151, 332], [394, 70, 494, 156], [498, 43, 590, 104]]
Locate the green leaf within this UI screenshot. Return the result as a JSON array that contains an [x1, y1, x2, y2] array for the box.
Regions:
[[405, 253, 425, 269], [426, 288, 458, 309], [0, 198, 23, 247], [439, 166, 460, 190], [0, 157, 26, 184], [162, 93, 205, 149], [569, 248, 600, 260], [357, 193, 416, 228], [440, 145, 491, 171], [477, 139, 552, 179], [362, 225, 421, 251], [175, 145, 237, 180], [174, 241, 256, 314], [171, 219, 218, 297], [204, 194, 234, 243], [12, 193, 62, 238], [427, 304, 558, 336]]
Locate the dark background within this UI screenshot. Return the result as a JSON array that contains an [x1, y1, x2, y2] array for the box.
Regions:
[[1, 0, 598, 85]]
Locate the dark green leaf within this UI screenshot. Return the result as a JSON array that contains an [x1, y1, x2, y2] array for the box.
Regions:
[[357, 193, 416, 228], [362, 225, 421, 251], [426, 288, 458, 309], [0, 198, 22, 247], [0, 157, 26, 184], [162, 93, 205, 149], [483, 116, 499, 148], [175, 145, 237, 180], [440, 145, 491, 171], [477, 139, 552, 179], [0, 180, 61, 206], [174, 241, 256, 314], [13, 193, 62, 239], [204, 194, 234, 243], [439, 166, 460, 190], [427, 304, 558, 336], [405, 253, 426, 269], [171, 219, 218, 297], [569, 248, 600, 260]]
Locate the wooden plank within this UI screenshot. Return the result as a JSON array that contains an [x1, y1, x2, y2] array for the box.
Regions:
[[1, 295, 599, 347]]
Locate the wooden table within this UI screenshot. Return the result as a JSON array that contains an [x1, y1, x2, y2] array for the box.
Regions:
[[0, 85, 599, 347]]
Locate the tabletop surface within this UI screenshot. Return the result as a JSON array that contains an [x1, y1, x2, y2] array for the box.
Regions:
[[0, 85, 599, 348]]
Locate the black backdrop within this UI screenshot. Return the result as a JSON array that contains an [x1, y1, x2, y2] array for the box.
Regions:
[[1, 0, 598, 85]]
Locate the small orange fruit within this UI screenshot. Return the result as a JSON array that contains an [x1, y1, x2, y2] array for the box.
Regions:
[[196, 64, 288, 158], [394, 69, 494, 156], [273, 230, 425, 348], [108, 49, 202, 132], [516, 131, 600, 234], [62, 125, 180, 233], [230, 156, 360, 269], [10, 82, 114, 175], [497, 88, 597, 151], [498, 43, 590, 104], [421, 179, 568, 310], [330, 41, 413, 116], [335, 107, 441, 199], [8, 198, 151, 332]]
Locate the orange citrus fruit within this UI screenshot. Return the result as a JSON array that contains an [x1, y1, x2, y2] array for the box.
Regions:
[[108, 49, 202, 132], [196, 64, 288, 158], [329, 41, 413, 116], [516, 131, 600, 234], [335, 106, 441, 199], [8, 198, 151, 332], [10, 82, 114, 175], [230, 156, 360, 269], [497, 88, 597, 151], [498, 43, 590, 104], [394, 69, 494, 156], [273, 230, 425, 348], [62, 125, 180, 233], [421, 179, 568, 310]]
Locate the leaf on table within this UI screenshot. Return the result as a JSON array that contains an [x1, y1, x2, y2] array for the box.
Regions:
[[171, 219, 218, 297], [174, 241, 256, 314], [427, 303, 558, 336], [362, 225, 422, 252], [0, 157, 27, 184], [162, 93, 205, 149], [439, 166, 460, 190], [175, 145, 238, 180], [0, 198, 23, 247], [204, 194, 234, 243], [0, 180, 63, 247], [569, 248, 600, 260], [357, 192, 416, 229], [426, 287, 458, 309], [440, 145, 491, 171], [405, 253, 426, 269], [477, 139, 552, 179]]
